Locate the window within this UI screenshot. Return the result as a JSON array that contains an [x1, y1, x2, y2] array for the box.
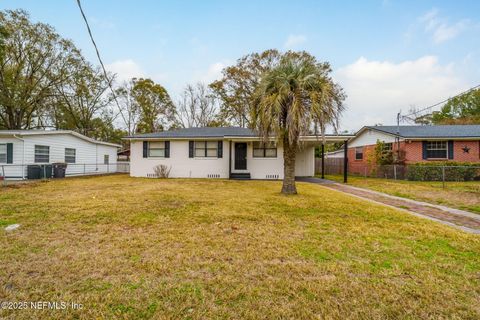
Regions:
[[383, 143, 393, 152], [104, 155, 109, 165], [426, 141, 447, 159], [148, 141, 165, 157], [355, 147, 363, 160], [195, 141, 217, 157], [35, 145, 49, 163], [253, 141, 277, 158], [65, 148, 76, 163], [0, 144, 6, 163]]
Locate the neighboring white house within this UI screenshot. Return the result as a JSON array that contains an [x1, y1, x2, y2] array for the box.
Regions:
[[126, 127, 352, 180], [0, 130, 120, 179]]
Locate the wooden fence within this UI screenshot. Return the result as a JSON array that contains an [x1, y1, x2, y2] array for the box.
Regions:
[[315, 158, 344, 175]]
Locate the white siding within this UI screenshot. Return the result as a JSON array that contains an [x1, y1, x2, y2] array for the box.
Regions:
[[130, 140, 230, 178], [0, 134, 118, 179], [0, 137, 24, 178], [96, 144, 118, 173], [231, 141, 284, 179], [295, 146, 315, 177], [130, 139, 315, 179], [349, 129, 399, 147]]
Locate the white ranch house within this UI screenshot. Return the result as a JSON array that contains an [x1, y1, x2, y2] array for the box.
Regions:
[[0, 130, 120, 180], [126, 127, 352, 180]]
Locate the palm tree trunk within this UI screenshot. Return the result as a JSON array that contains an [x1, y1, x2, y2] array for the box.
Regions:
[[282, 139, 297, 194]]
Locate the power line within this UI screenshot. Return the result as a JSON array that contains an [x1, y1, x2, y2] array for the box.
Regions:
[[402, 83, 480, 119], [75, 0, 128, 128]]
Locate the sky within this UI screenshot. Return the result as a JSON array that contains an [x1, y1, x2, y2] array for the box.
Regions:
[[1, 0, 479, 132]]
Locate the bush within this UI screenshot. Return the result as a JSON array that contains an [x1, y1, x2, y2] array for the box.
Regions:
[[153, 164, 171, 178], [406, 162, 480, 181]]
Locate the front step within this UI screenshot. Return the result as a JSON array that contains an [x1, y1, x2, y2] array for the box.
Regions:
[[230, 172, 251, 180]]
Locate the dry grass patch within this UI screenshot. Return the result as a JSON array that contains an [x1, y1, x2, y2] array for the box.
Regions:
[[325, 174, 480, 214], [0, 175, 479, 319]]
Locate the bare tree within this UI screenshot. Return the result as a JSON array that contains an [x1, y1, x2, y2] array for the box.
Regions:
[[115, 80, 141, 135], [175, 83, 220, 128]]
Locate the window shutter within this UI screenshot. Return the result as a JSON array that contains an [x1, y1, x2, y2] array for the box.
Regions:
[[448, 140, 454, 160], [143, 141, 148, 158], [6, 143, 13, 164], [217, 141, 223, 158], [422, 141, 427, 160], [165, 141, 170, 158], [189, 141, 194, 158]]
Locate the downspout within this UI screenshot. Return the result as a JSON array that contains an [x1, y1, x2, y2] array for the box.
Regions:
[[13, 134, 26, 180]]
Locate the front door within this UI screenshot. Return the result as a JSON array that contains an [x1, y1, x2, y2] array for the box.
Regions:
[[234, 143, 247, 170]]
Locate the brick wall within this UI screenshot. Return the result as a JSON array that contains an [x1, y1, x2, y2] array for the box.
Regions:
[[404, 141, 422, 162], [453, 141, 480, 162], [349, 140, 480, 169]]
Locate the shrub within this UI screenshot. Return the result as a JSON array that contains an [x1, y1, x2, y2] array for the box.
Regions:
[[406, 162, 480, 181], [153, 164, 171, 178]]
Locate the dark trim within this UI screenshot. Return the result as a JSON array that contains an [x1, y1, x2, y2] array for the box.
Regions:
[[343, 140, 348, 183], [6, 143, 13, 164], [189, 141, 194, 158], [448, 140, 454, 159], [165, 141, 170, 158], [143, 141, 148, 158], [234, 142, 247, 170], [422, 141, 427, 160], [229, 140, 232, 178], [217, 140, 223, 158]]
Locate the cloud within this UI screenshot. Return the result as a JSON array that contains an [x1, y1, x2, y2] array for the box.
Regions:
[[334, 56, 468, 131], [420, 9, 469, 44], [283, 34, 307, 49], [106, 59, 146, 83], [190, 61, 228, 84]]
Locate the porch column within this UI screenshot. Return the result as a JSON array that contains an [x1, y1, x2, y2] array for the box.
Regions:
[[343, 140, 348, 183], [228, 140, 232, 179], [321, 144, 325, 179]]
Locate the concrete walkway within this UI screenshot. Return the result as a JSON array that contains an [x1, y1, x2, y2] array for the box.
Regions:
[[297, 177, 480, 234]]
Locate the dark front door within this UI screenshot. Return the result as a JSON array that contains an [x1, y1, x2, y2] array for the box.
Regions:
[[234, 143, 247, 170]]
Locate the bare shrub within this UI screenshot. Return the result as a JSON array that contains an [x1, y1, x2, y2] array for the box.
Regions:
[[153, 165, 171, 178]]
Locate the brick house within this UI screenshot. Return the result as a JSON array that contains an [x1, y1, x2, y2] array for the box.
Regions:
[[347, 125, 480, 174]]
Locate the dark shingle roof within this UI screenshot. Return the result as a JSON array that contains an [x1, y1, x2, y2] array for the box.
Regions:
[[367, 125, 480, 138], [126, 127, 256, 139]]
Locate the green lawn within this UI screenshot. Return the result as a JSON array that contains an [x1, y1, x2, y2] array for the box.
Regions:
[[0, 175, 479, 319], [325, 174, 480, 214]]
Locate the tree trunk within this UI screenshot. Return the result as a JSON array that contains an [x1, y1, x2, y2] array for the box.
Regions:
[[282, 139, 297, 194]]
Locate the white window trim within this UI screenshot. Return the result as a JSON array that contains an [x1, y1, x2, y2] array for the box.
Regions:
[[355, 147, 363, 160], [194, 141, 218, 158], [34, 145, 50, 163], [252, 142, 277, 158], [65, 148, 76, 163], [426, 141, 448, 159], [148, 141, 166, 158], [0, 144, 7, 163]]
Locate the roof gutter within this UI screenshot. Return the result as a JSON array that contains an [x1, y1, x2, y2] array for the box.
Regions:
[[124, 135, 356, 142]]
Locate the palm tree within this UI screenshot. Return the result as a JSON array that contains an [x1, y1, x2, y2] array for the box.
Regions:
[[253, 53, 345, 194]]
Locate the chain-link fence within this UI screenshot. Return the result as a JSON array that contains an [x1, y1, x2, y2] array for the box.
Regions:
[[316, 159, 480, 183], [0, 162, 130, 187]]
